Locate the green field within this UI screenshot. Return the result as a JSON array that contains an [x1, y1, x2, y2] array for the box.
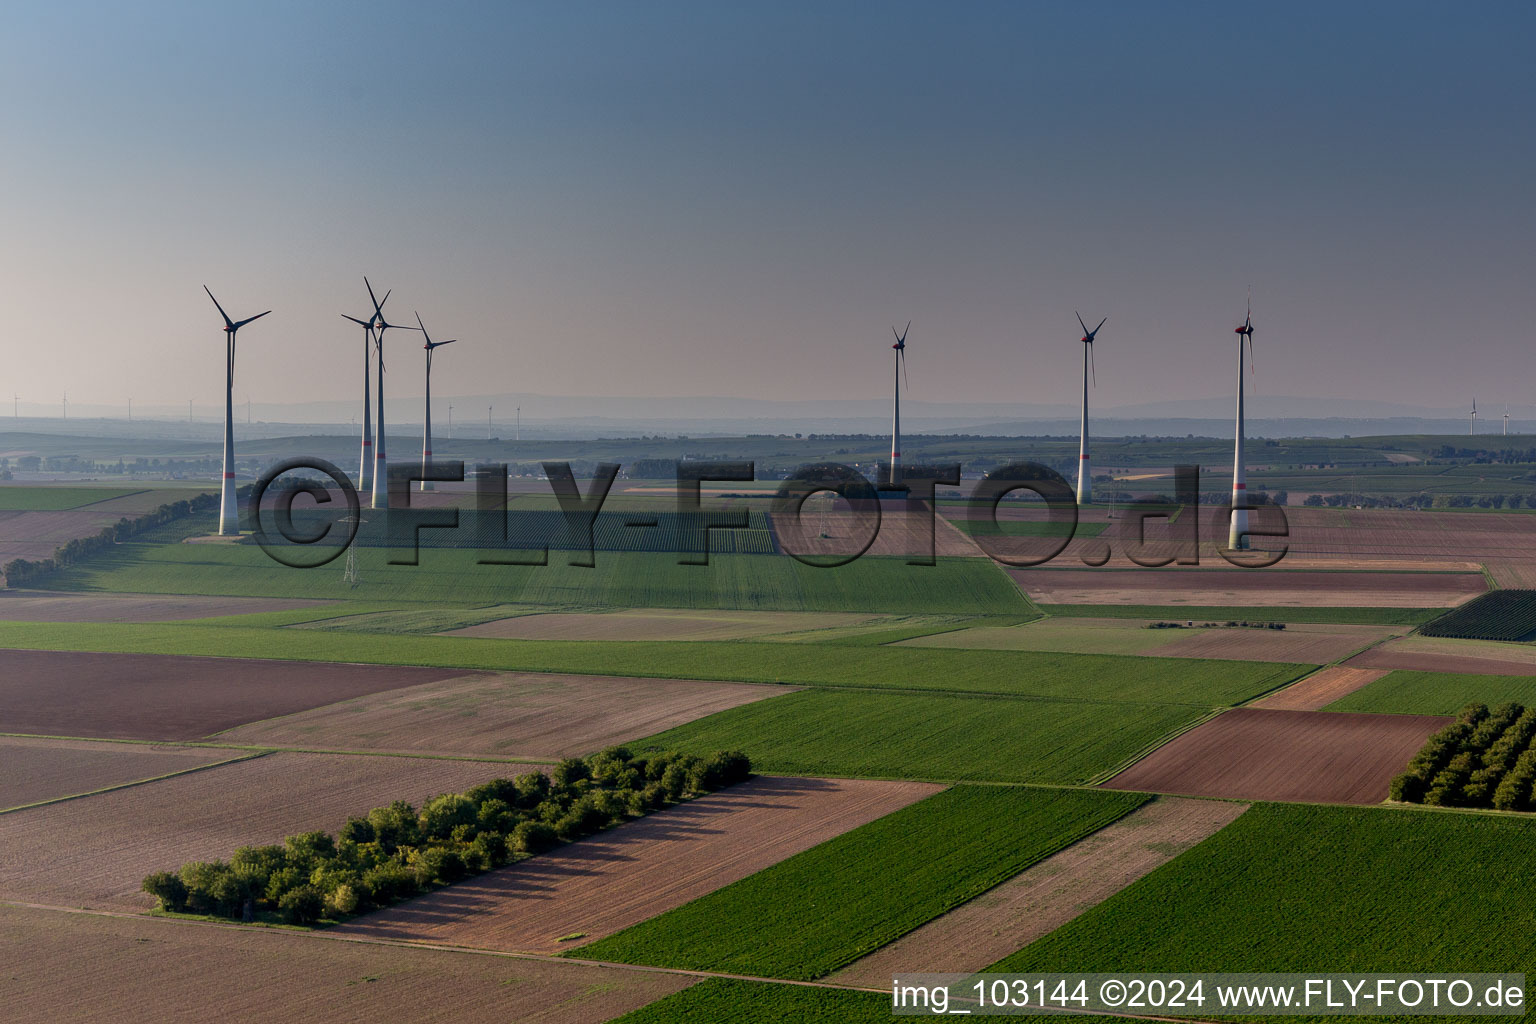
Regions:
[[1326, 670, 1536, 715], [1038, 604, 1443, 625], [0, 621, 1308, 705], [579, 785, 1149, 979], [636, 689, 1205, 783], [994, 803, 1536, 986], [39, 542, 1032, 615], [611, 980, 890, 1023], [0, 486, 144, 510]]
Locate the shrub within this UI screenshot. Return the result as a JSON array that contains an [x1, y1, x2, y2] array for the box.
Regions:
[[339, 816, 375, 844], [367, 801, 421, 852], [511, 820, 558, 855], [552, 757, 591, 788], [142, 871, 188, 912], [278, 884, 325, 925], [412, 847, 466, 887], [475, 797, 518, 835], [326, 883, 360, 917], [360, 861, 418, 905], [420, 793, 478, 840], [513, 771, 550, 808]]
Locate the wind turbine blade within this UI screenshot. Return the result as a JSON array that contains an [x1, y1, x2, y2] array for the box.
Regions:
[[415, 311, 431, 346], [341, 313, 370, 327], [1076, 311, 1088, 335], [365, 277, 383, 317], [203, 286, 234, 329], [1094, 316, 1108, 334], [233, 310, 271, 329], [900, 347, 909, 390], [1090, 343, 1097, 387]]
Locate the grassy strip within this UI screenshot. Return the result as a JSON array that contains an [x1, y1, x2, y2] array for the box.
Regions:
[[1038, 604, 1443, 625], [635, 689, 1205, 785], [578, 784, 1149, 979], [993, 802, 1536, 978], [609, 980, 891, 1023], [0, 621, 1310, 705], [0, 486, 145, 510], [1326, 670, 1536, 715]]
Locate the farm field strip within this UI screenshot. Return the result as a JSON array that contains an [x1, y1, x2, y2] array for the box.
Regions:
[[1008, 568, 1487, 608], [1326, 670, 1536, 715], [1251, 666, 1389, 710], [831, 796, 1249, 987], [0, 486, 145, 510], [0, 737, 247, 811], [0, 590, 334, 623], [1038, 603, 1444, 625], [444, 608, 883, 642], [214, 671, 795, 759], [0, 623, 1312, 706], [0, 751, 544, 911], [993, 802, 1536, 979], [636, 689, 1217, 785], [1147, 625, 1397, 664], [577, 785, 1150, 980], [0, 648, 483, 741], [0, 904, 693, 1024], [1106, 707, 1451, 804], [337, 776, 940, 954], [1343, 637, 1536, 677]]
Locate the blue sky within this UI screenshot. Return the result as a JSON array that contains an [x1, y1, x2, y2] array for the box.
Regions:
[[2, 1, 1532, 413]]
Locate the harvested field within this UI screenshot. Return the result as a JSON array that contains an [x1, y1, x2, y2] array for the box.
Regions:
[[216, 671, 793, 758], [0, 649, 478, 740], [446, 608, 881, 642], [831, 796, 1248, 987], [0, 509, 133, 571], [0, 737, 239, 810], [0, 905, 692, 1024], [1007, 568, 1485, 607], [0, 590, 333, 623], [1251, 666, 1389, 710], [337, 775, 940, 954], [1344, 637, 1536, 676], [1148, 623, 1394, 664], [0, 751, 536, 910], [1106, 707, 1451, 804]]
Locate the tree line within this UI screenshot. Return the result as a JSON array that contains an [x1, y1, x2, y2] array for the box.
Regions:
[[1390, 703, 1536, 810], [142, 747, 750, 926]]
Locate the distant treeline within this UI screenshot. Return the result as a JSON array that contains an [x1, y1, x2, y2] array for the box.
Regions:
[[1, 488, 238, 587], [143, 747, 751, 926]]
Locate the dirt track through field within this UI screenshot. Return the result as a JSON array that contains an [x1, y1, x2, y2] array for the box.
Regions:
[[217, 672, 794, 758], [0, 591, 333, 623], [1008, 568, 1486, 607], [1106, 708, 1450, 804], [0, 737, 236, 810], [0, 649, 480, 740], [0, 752, 541, 911], [337, 776, 942, 954], [446, 609, 879, 641], [1251, 667, 1390, 711], [0, 904, 692, 1024], [831, 797, 1248, 986]]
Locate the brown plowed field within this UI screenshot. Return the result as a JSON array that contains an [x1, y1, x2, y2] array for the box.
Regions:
[[0, 737, 238, 810], [217, 671, 793, 758], [1149, 624, 1394, 664], [0, 649, 479, 740], [446, 609, 879, 641], [0, 509, 130, 570], [1007, 568, 1484, 607], [1344, 648, 1536, 676], [1106, 707, 1450, 804], [832, 796, 1248, 986], [338, 775, 943, 954], [0, 905, 692, 1024], [0, 752, 540, 911], [0, 591, 333, 623], [1251, 667, 1389, 711]]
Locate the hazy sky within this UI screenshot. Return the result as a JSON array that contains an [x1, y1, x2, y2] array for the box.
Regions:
[[3, 1, 1532, 414]]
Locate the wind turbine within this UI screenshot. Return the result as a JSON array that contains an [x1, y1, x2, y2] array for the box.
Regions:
[[889, 321, 910, 487], [340, 285, 391, 493], [1505, 404, 1510, 436], [363, 277, 419, 510], [1229, 295, 1256, 551], [1470, 399, 1478, 437], [204, 286, 270, 535], [416, 312, 457, 491], [1074, 312, 1107, 505]]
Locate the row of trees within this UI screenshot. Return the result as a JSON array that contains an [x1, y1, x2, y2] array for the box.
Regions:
[[1, 489, 235, 588], [1390, 703, 1536, 810], [142, 747, 750, 926]]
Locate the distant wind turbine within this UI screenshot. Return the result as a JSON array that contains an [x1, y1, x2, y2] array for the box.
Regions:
[[364, 277, 420, 510], [340, 286, 391, 494], [1470, 398, 1478, 436], [889, 321, 910, 487], [204, 286, 271, 535], [1505, 404, 1510, 436], [1075, 312, 1107, 505], [416, 312, 457, 491], [1229, 294, 1256, 550]]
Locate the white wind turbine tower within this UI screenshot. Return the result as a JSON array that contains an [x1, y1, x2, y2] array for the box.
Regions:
[[364, 278, 420, 510], [415, 312, 457, 491], [1229, 295, 1256, 550], [1505, 404, 1510, 436], [204, 286, 270, 536], [889, 322, 910, 486], [1074, 312, 1107, 505], [341, 285, 393, 493], [1470, 399, 1478, 436]]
